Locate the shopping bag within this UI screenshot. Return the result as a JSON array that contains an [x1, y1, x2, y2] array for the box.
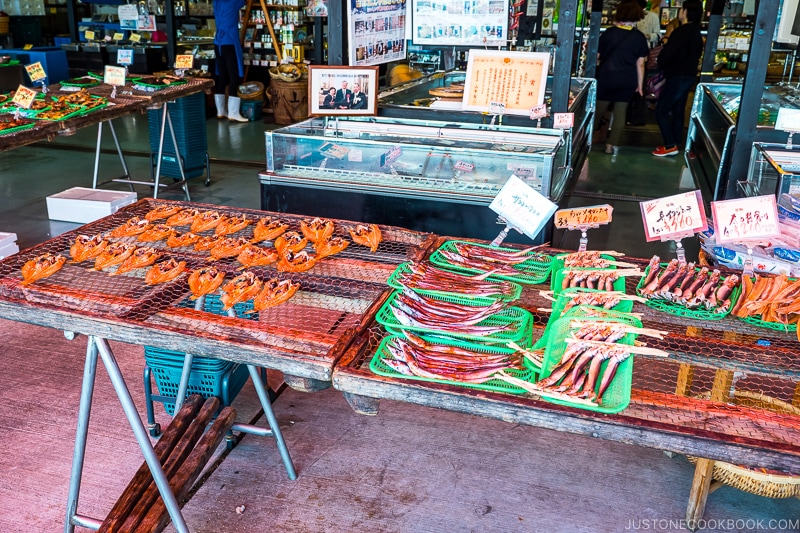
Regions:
[[626, 93, 647, 126], [645, 71, 666, 101], [647, 44, 663, 70]]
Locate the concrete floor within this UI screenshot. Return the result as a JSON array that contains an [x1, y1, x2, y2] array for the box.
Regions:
[[1, 113, 799, 532]]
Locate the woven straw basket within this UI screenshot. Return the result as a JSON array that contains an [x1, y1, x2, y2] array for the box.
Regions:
[[687, 391, 800, 499], [0, 15, 9, 34]]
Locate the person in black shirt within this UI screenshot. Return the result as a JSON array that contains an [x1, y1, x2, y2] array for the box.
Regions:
[[652, 0, 704, 157]]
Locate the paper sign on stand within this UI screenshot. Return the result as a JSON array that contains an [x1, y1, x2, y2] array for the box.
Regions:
[[640, 190, 707, 262], [129, 33, 142, 43], [104, 65, 127, 98], [24, 61, 48, 94], [117, 49, 134, 67], [12, 84, 37, 118], [553, 112, 574, 129], [489, 175, 558, 245], [175, 54, 194, 71], [554, 204, 613, 251], [711, 194, 780, 275], [775, 108, 800, 149]]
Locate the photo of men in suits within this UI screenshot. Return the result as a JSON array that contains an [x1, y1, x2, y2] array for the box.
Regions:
[[335, 81, 352, 109], [349, 83, 368, 110]]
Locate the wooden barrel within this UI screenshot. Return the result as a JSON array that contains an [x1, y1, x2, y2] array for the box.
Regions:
[[268, 79, 308, 125]]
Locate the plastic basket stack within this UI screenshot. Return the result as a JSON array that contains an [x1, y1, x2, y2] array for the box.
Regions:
[[147, 92, 208, 180]]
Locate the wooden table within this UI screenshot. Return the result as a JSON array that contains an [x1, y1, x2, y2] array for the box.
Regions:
[[0, 198, 432, 531], [332, 242, 800, 529]]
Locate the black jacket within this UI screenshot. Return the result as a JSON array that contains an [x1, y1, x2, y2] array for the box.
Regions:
[[658, 22, 703, 78]]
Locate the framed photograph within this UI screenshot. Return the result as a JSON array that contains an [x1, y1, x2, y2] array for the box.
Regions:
[[308, 66, 379, 116]]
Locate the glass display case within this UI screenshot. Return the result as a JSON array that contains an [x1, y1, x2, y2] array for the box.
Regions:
[[741, 143, 800, 198], [260, 116, 569, 243], [685, 82, 800, 203]]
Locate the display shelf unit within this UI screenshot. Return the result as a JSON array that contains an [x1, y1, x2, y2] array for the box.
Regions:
[[741, 143, 800, 198], [240, 0, 312, 76]]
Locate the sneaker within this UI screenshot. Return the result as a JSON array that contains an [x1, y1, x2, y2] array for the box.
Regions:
[[652, 146, 679, 157]]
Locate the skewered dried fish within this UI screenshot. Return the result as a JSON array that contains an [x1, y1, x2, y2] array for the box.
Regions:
[[20, 253, 66, 285]]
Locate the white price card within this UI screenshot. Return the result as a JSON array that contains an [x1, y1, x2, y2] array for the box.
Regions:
[[117, 49, 134, 66], [640, 190, 708, 242], [454, 161, 474, 172], [24, 61, 46, 83], [175, 54, 194, 69], [12, 85, 37, 109], [380, 145, 402, 167], [118, 4, 138, 20], [554, 204, 613, 229], [104, 65, 127, 87], [489, 175, 558, 241], [553, 112, 574, 129], [711, 195, 780, 244], [775, 108, 800, 133], [489, 101, 506, 115], [529, 104, 547, 120]]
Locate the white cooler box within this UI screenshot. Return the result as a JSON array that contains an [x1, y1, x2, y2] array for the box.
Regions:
[[47, 188, 138, 224], [0, 232, 19, 259]]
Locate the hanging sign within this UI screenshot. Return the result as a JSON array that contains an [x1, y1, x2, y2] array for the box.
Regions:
[[554, 204, 613, 229], [117, 49, 134, 66], [175, 54, 194, 69], [129, 33, 142, 43], [489, 175, 558, 241], [104, 65, 127, 87], [711, 195, 780, 244], [12, 85, 38, 109], [640, 190, 707, 242], [24, 62, 47, 83]]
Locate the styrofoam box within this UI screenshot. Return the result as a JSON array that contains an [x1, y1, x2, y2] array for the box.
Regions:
[[46, 187, 138, 224], [0, 233, 19, 259]]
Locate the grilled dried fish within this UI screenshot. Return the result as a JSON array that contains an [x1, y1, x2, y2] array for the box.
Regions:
[[251, 217, 289, 243], [236, 244, 279, 269], [190, 210, 223, 233], [209, 237, 250, 261], [137, 223, 175, 242], [166, 208, 201, 226], [220, 271, 262, 310], [167, 231, 201, 248], [111, 246, 162, 275], [349, 224, 382, 252], [300, 218, 335, 243], [274, 231, 307, 255], [93, 242, 136, 271], [108, 217, 150, 238], [69, 234, 109, 263], [187, 266, 226, 300], [215, 215, 252, 236], [251, 278, 300, 311], [145, 258, 187, 285], [20, 253, 66, 285], [145, 204, 185, 221], [276, 250, 316, 273], [314, 236, 349, 259]]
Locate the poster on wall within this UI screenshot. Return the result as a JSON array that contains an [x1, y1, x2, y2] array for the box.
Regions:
[[461, 50, 549, 116], [349, 0, 408, 66], [411, 0, 509, 46]]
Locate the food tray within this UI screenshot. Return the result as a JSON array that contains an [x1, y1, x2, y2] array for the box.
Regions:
[[60, 77, 102, 88], [376, 290, 533, 345], [386, 261, 523, 304], [32, 105, 84, 122], [131, 77, 188, 91], [551, 267, 627, 297], [370, 334, 536, 394], [0, 120, 36, 136], [532, 288, 635, 350], [429, 240, 552, 285], [549, 253, 618, 292], [635, 263, 740, 321], [739, 316, 794, 333], [78, 97, 110, 115], [537, 313, 640, 414]]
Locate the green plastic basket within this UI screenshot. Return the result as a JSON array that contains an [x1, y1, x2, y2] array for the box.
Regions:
[[78, 97, 109, 116], [60, 77, 102, 88], [635, 264, 740, 321], [532, 288, 635, 350], [0, 120, 35, 136], [376, 290, 533, 345], [738, 316, 794, 332], [536, 313, 640, 414], [386, 262, 523, 304], [549, 253, 618, 292], [551, 267, 627, 297], [428, 240, 552, 285], [32, 105, 84, 122], [369, 334, 537, 394]]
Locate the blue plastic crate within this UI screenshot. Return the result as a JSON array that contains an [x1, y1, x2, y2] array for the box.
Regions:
[[150, 361, 249, 415]]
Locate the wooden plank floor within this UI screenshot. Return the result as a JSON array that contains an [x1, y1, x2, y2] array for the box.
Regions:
[[0, 318, 798, 533]]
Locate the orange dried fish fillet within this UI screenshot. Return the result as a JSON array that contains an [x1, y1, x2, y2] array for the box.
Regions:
[[194, 235, 223, 252], [166, 208, 201, 226], [251, 278, 300, 311], [145, 204, 184, 221], [208, 237, 250, 260], [137, 223, 175, 242], [349, 224, 382, 252], [93, 242, 136, 271], [252, 217, 289, 243], [220, 271, 262, 310], [69, 234, 108, 263], [21, 253, 66, 285], [314, 236, 349, 259], [190, 210, 223, 233], [108, 217, 150, 238], [274, 231, 307, 255], [215, 215, 252, 236], [236, 244, 279, 269], [300, 218, 335, 243], [187, 267, 226, 300], [111, 246, 162, 275], [145, 258, 187, 285], [167, 231, 201, 248], [276, 250, 316, 273]]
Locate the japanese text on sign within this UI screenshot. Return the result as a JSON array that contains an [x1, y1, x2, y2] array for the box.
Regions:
[[640, 190, 707, 242], [553, 112, 574, 129], [489, 175, 558, 240], [104, 65, 127, 87], [454, 161, 474, 172], [711, 195, 780, 244], [113, 32, 124, 41], [530, 104, 547, 120], [25, 62, 46, 83], [380, 145, 402, 167], [12, 85, 37, 109], [489, 102, 506, 115], [117, 49, 134, 66], [463, 50, 550, 116], [175, 54, 194, 69], [85, 30, 95, 40], [129, 33, 142, 43], [554, 204, 613, 229]]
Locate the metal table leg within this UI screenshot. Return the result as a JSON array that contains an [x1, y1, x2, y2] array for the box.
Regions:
[[152, 102, 191, 201], [173, 297, 205, 413], [91, 120, 134, 191]]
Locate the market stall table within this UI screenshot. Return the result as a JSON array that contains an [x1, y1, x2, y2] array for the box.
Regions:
[[332, 242, 800, 528], [0, 198, 432, 531]]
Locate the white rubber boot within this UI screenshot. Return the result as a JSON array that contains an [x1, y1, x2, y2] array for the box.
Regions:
[[227, 96, 248, 122], [214, 94, 227, 119]]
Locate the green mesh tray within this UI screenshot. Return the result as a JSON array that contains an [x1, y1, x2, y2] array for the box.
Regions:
[[428, 240, 552, 285], [78, 98, 109, 115], [549, 253, 618, 292], [32, 105, 84, 122], [370, 334, 537, 395], [0, 121, 35, 136], [551, 266, 627, 297], [60, 77, 102, 88], [635, 264, 740, 321], [738, 315, 794, 332], [537, 313, 640, 414], [532, 288, 635, 350], [376, 290, 533, 345], [386, 262, 524, 304]]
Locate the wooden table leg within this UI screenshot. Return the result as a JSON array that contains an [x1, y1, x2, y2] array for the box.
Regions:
[[793, 382, 800, 408]]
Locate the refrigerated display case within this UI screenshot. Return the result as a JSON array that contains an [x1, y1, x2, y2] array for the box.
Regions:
[[685, 82, 800, 203], [260, 116, 569, 243], [741, 143, 800, 198]]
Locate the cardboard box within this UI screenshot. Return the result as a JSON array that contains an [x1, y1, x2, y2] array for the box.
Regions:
[[46, 187, 138, 224], [0, 232, 19, 259]]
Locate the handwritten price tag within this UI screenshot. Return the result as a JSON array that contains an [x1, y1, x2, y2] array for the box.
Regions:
[[380, 145, 402, 167], [85, 30, 95, 40], [554, 204, 613, 229], [489, 175, 558, 241], [129, 33, 142, 43], [175, 54, 194, 69], [104, 65, 127, 87], [25, 62, 46, 83], [640, 191, 708, 242], [712, 195, 780, 244], [23, 44, 33, 50], [12, 85, 38, 109], [529, 104, 547, 120], [117, 49, 134, 66], [553, 112, 574, 129], [113, 32, 125, 41], [454, 161, 474, 172], [489, 101, 506, 115]]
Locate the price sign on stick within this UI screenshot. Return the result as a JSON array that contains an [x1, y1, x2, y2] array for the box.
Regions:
[[104, 65, 126, 98], [640, 190, 707, 242], [489, 175, 558, 243], [85, 30, 95, 41], [530, 104, 547, 120], [117, 49, 134, 66], [711, 195, 780, 244], [553, 112, 574, 129], [25, 62, 46, 83], [12, 85, 37, 109], [130, 33, 142, 43], [113, 32, 124, 41], [175, 54, 194, 69], [554, 204, 613, 229]]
